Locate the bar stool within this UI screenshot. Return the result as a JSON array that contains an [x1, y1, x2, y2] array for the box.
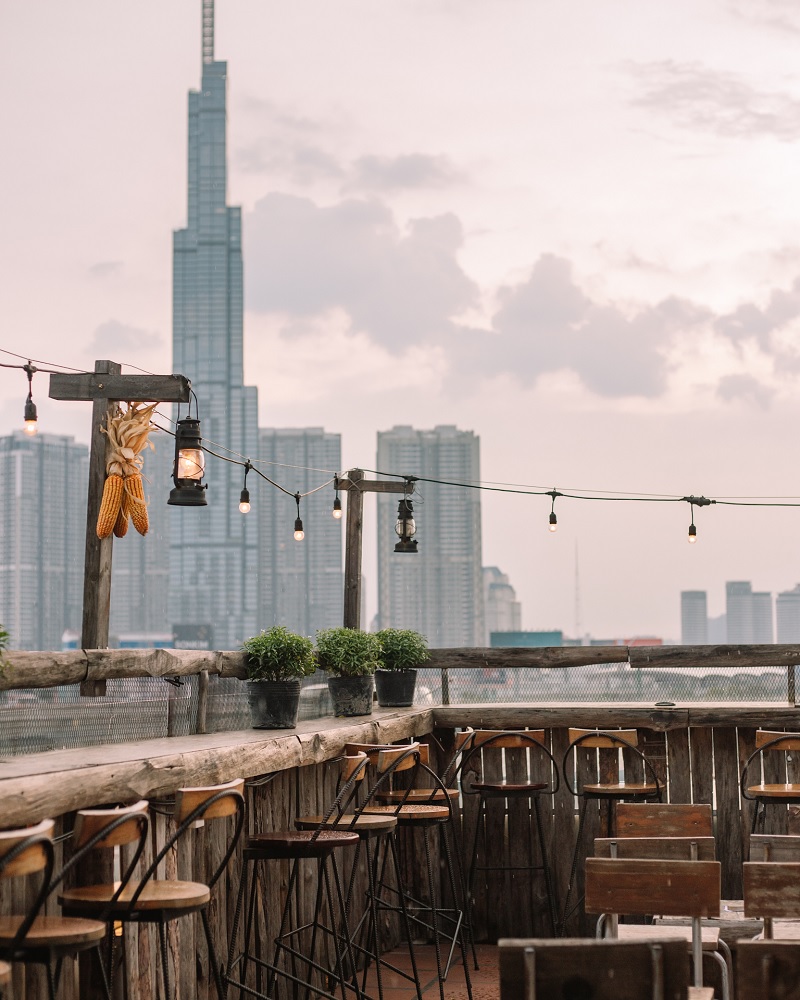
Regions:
[[226, 753, 368, 1000], [451, 729, 560, 939], [740, 729, 800, 833], [0, 808, 148, 1000], [60, 780, 245, 1000], [350, 742, 473, 1000], [561, 728, 662, 935]]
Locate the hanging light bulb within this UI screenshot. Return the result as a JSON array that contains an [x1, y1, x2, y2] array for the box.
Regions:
[[688, 522, 697, 543], [332, 477, 342, 519], [549, 511, 558, 533], [547, 489, 561, 533], [394, 494, 418, 553], [239, 462, 251, 513], [22, 363, 38, 436], [168, 416, 208, 506], [293, 492, 305, 541]]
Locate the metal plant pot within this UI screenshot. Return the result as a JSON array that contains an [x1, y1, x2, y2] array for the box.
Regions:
[[374, 669, 417, 708], [327, 675, 374, 717], [247, 679, 302, 729]]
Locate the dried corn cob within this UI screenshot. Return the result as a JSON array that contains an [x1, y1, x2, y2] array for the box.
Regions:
[[113, 491, 130, 538], [96, 474, 124, 539], [127, 473, 149, 536]]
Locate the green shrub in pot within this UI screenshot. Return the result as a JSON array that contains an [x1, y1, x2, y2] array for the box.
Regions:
[[242, 626, 316, 729], [375, 628, 429, 707], [315, 627, 381, 716]]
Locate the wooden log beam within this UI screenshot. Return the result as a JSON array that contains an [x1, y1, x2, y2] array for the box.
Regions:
[[630, 644, 800, 669], [48, 373, 190, 403], [337, 477, 410, 493], [428, 646, 629, 669]]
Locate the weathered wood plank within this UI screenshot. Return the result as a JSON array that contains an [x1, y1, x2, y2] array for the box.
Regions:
[[429, 647, 629, 669], [713, 726, 743, 898], [48, 372, 190, 403], [630, 644, 800, 669], [690, 728, 714, 807], [666, 728, 691, 804]]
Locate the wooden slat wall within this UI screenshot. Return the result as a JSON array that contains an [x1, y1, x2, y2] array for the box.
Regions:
[[6, 714, 800, 995]]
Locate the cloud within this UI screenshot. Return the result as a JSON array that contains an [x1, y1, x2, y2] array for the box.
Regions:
[[245, 193, 477, 350], [347, 154, 461, 192], [717, 373, 773, 407], [88, 261, 122, 278], [87, 320, 163, 356], [628, 61, 800, 140], [730, 0, 800, 35], [715, 277, 800, 349], [235, 141, 345, 184]]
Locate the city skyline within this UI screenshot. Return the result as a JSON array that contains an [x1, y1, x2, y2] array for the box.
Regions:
[[6, 1, 800, 638]]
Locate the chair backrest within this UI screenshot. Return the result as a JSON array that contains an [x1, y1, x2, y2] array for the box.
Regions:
[[498, 937, 689, 1000], [345, 741, 430, 767], [755, 730, 800, 752], [375, 743, 421, 775], [594, 836, 716, 860], [737, 940, 800, 1000], [174, 778, 245, 823], [470, 729, 546, 749], [0, 819, 54, 878], [616, 803, 713, 838], [585, 858, 721, 919], [749, 834, 800, 861], [73, 800, 149, 850], [568, 728, 640, 749], [743, 862, 800, 927], [453, 728, 559, 795]]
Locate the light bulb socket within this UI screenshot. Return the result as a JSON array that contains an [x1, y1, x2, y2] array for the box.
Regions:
[[688, 523, 697, 543], [239, 487, 251, 513], [548, 511, 558, 532], [332, 496, 342, 518]]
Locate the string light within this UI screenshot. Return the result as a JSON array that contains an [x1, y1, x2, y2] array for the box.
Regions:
[[548, 489, 561, 533], [239, 461, 251, 514], [293, 493, 305, 541], [684, 496, 712, 544], [22, 362, 37, 436], [332, 476, 342, 519]]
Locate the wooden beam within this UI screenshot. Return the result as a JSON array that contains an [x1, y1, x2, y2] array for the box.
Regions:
[[428, 646, 630, 669], [343, 469, 364, 628], [49, 372, 190, 403], [629, 644, 800, 669], [337, 476, 410, 493]]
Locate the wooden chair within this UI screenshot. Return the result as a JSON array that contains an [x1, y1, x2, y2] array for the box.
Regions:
[[594, 837, 716, 860], [585, 857, 729, 1000], [562, 729, 662, 934], [60, 780, 245, 1000], [0, 818, 109, 1000], [498, 937, 701, 1000], [740, 730, 800, 832], [743, 861, 800, 940], [748, 833, 800, 861], [736, 940, 800, 999], [616, 803, 713, 838], [451, 729, 560, 938]]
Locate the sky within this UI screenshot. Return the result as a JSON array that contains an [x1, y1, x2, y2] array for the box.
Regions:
[[4, 0, 800, 640]]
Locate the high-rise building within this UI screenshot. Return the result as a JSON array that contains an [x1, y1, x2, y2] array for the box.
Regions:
[[776, 584, 800, 643], [0, 433, 88, 649], [257, 429, 343, 636], [725, 581, 773, 644], [376, 425, 484, 647], [170, 1, 259, 650], [484, 567, 522, 644], [680, 590, 708, 645], [110, 430, 173, 637]]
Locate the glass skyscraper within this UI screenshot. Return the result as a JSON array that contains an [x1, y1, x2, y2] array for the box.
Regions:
[[171, 2, 259, 650]]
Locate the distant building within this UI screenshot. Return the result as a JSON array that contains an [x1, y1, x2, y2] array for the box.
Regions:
[[257, 429, 343, 637], [681, 590, 708, 644], [776, 584, 800, 643], [0, 432, 88, 649], [708, 613, 727, 644], [726, 581, 773, 644], [170, 5, 259, 650], [483, 567, 522, 644], [491, 631, 563, 647], [376, 425, 484, 647]]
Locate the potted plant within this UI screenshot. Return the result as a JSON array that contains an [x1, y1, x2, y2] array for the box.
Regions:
[[375, 628, 429, 707], [315, 627, 381, 717], [242, 626, 316, 729]]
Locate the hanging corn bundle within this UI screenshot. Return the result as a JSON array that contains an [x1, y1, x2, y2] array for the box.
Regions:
[[96, 402, 158, 539]]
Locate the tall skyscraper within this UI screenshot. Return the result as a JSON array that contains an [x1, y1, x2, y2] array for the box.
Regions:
[[777, 584, 800, 643], [258, 429, 343, 636], [0, 433, 88, 649], [484, 566, 522, 644], [170, 1, 259, 650], [680, 590, 708, 644], [376, 425, 484, 647], [725, 581, 773, 644]]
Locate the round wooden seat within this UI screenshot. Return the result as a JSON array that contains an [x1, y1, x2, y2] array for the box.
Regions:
[[582, 782, 658, 797], [60, 878, 210, 913], [362, 803, 451, 822], [0, 914, 106, 949], [245, 829, 360, 859], [375, 787, 459, 803], [295, 813, 398, 834], [747, 783, 800, 798], [470, 780, 549, 794]]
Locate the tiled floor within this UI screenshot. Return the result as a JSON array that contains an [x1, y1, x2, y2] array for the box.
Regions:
[[362, 943, 500, 999]]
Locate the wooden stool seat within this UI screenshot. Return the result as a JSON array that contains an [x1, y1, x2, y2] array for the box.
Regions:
[[245, 829, 360, 858], [471, 780, 549, 794], [375, 787, 459, 803], [0, 960, 10, 984], [688, 989, 714, 1000], [582, 782, 658, 796], [746, 782, 800, 798], [295, 813, 398, 834], [60, 878, 211, 913], [0, 914, 107, 949], [362, 803, 451, 822], [615, 924, 722, 950]]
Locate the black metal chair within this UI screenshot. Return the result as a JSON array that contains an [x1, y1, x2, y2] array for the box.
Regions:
[[740, 729, 800, 833]]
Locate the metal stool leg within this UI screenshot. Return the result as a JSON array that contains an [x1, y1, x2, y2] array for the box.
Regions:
[[532, 795, 558, 937]]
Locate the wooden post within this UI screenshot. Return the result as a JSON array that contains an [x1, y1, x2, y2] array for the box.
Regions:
[[343, 469, 364, 629], [49, 362, 191, 696]]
